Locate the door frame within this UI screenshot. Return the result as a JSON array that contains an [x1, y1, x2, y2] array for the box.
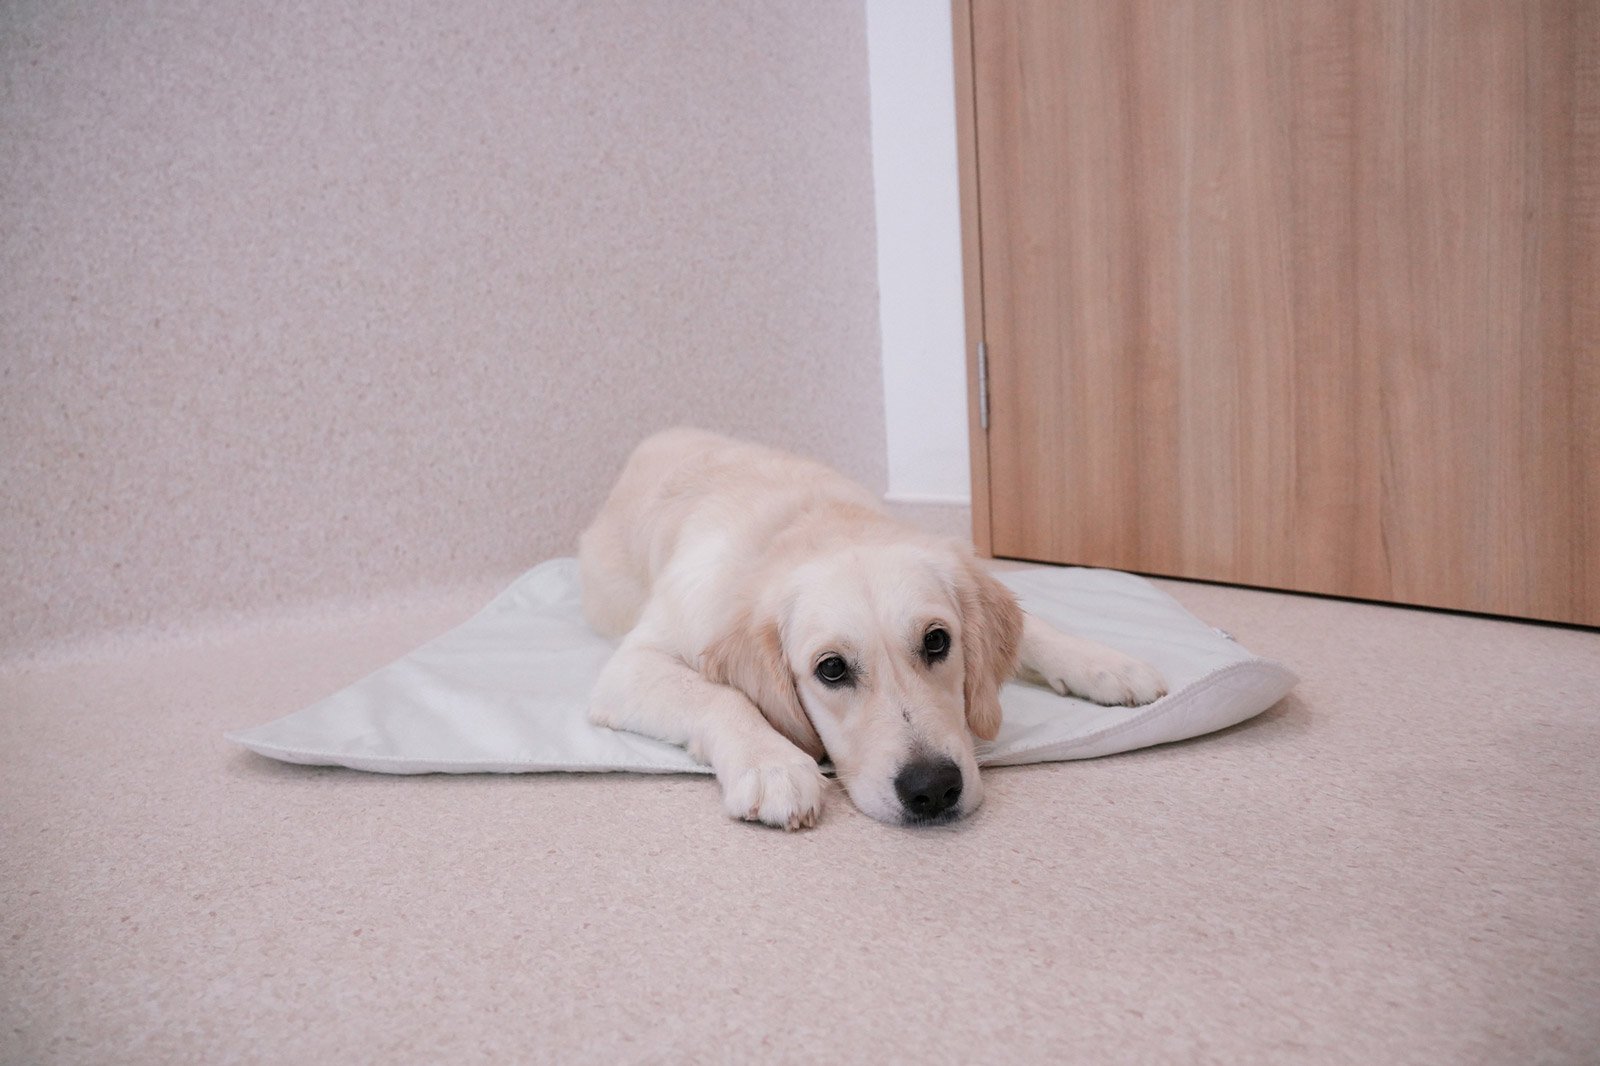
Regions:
[[951, 0, 993, 557]]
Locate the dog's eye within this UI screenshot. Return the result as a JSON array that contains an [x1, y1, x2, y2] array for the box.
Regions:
[[922, 627, 951, 663], [816, 656, 851, 686]]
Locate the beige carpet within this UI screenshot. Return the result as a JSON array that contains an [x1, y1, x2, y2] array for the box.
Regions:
[[3, 569, 1597, 1065]]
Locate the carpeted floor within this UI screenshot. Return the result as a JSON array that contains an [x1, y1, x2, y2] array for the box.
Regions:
[[3, 568, 1597, 1065]]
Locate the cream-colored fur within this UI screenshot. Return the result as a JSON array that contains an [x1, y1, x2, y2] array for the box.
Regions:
[[580, 429, 1166, 829]]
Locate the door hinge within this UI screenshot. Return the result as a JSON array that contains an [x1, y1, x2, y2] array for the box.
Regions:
[[977, 340, 990, 431]]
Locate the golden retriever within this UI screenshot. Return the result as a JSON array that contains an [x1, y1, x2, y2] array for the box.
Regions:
[[579, 428, 1166, 829]]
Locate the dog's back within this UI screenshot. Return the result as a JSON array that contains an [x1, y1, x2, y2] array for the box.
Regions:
[[578, 428, 883, 638]]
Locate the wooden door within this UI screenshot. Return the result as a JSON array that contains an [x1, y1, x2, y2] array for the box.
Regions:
[[955, 0, 1600, 626]]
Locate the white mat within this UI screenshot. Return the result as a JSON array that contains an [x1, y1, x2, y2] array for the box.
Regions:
[[227, 559, 1297, 774]]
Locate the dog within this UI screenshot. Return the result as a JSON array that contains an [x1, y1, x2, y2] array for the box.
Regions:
[[579, 428, 1166, 829]]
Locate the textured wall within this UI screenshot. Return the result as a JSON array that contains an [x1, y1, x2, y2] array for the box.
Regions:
[[0, 0, 885, 656]]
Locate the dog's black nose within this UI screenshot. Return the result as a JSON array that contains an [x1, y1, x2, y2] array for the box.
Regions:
[[894, 757, 964, 821]]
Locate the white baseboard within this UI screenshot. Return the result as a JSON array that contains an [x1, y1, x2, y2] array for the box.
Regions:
[[883, 491, 971, 507], [883, 498, 974, 543]]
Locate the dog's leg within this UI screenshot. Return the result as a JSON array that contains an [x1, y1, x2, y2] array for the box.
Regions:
[[1015, 613, 1167, 706], [588, 640, 827, 830]]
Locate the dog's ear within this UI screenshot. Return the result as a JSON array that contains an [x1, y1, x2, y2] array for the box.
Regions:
[[956, 554, 1024, 742], [701, 613, 826, 760]]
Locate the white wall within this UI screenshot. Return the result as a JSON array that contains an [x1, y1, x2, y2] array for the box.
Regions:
[[0, 0, 885, 654], [866, 0, 971, 505]]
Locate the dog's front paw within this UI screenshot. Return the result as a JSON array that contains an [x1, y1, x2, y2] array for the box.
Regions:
[[1046, 652, 1167, 707], [721, 758, 827, 830]]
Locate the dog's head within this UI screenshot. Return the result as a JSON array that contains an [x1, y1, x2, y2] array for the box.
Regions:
[[703, 534, 1023, 825]]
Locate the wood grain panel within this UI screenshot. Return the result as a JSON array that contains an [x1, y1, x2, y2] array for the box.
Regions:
[[967, 0, 1599, 625]]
